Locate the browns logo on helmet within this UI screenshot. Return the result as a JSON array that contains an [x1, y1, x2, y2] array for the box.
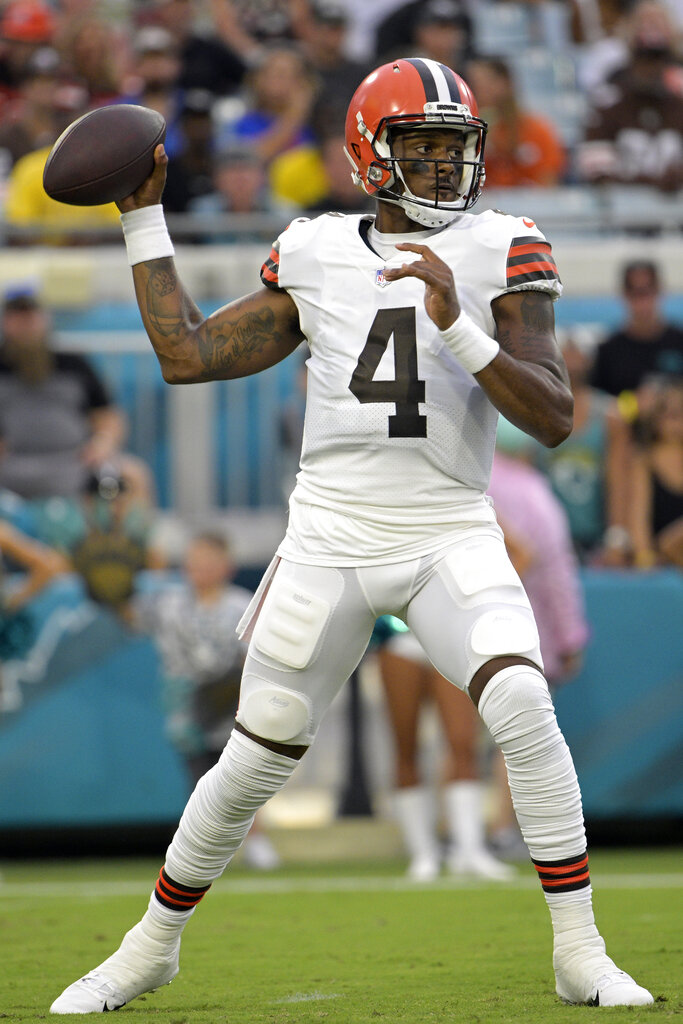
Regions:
[[344, 57, 487, 228]]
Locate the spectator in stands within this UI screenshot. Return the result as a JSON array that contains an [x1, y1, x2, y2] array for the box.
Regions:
[[162, 88, 217, 214], [220, 45, 328, 208], [220, 45, 317, 165], [0, 516, 68, 677], [411, 0, 473, 69], [465, 55, 567, 187], [0, 47, 73, 173], [488, 417, 590, 687], [628, 376, 683, 569], [295, 0, 371, 133], [304, 131, 373, 213], [131, 530, 281, 869], [142, 0, 247, 98], [0, 285, 127, 504], [576, 0, 683, 191], [373, 0, 472, 65], [0, 0, 56, 106], [56, 11, 129, 106], [4, 139, 120, 244], [63, 457, 161, 611], [534, 332, 632, 566], [376, 620, 514, 882], [188, 141, 275, 241], [590, 260, 683, 400], [121, 27, 184, 161]]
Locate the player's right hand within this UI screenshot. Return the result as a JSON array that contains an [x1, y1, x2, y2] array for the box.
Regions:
[[116, 144, 168, 213]]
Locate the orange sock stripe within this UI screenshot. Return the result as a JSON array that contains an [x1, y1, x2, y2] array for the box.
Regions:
[[154, 867, 211, 911], [534, 856, 589, 876], [539, 870, 591, 887]]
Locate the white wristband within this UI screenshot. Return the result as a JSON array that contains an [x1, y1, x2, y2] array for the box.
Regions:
[[439, 310, 500, 375], [120, 204, 174, 266]]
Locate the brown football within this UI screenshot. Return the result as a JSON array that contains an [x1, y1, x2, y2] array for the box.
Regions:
[[43, 104, 166, 206]]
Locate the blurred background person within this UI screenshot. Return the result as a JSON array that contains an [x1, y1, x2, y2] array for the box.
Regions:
[[373, 0, 472, 66], [120, 26, 184, 161], [0, 0, 56, 107], [131, 530, 281, 869], [576, 0, 683, 191], [140, 0, 248, 99], [55, 9, 130, 107], [488, 417, 590, 688], [295, 0, 371, 133], [0, 285, 126, 507], [533, 332, 632, 566], [591, 260, 683, 402], [304, 131, 373, 214], [376, 620, 514, 882], [0, 46, 71, 174], [218, 44, 317, 162], [465, 54, 567, 187], [162, 88, 217, 214], [628, 376, 683, 569], [187, 140, 275, 242]]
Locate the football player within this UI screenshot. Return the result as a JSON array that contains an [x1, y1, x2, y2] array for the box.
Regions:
[[51, 57, 653, 1012]]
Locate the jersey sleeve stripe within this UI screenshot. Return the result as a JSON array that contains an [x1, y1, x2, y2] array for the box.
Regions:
[[260, 240, 281, 288], [506, 266, 560, 285], [507, 252, 557, 270], [508, 242, 553, 258]]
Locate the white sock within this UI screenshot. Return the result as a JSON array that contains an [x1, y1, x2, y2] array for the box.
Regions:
[[478, 666, 586, 862], [443, 780, 487, 855], [478, 666, 596, 934], [393, 786, 440, 866], [165, 730, 299, 886]]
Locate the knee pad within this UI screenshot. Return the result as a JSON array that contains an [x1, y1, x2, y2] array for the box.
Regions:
[[251, 575, 330, 670], [238, 683, 311, 743]]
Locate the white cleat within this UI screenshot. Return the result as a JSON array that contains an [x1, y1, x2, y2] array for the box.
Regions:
[[407, 854, 441, 882], [555, 945, 653, 1006], [50, 924, 179, 1014], [447, 848, 516, 881]]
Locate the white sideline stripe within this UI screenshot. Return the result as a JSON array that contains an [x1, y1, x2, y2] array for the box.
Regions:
[[2, 872, 682, 899]]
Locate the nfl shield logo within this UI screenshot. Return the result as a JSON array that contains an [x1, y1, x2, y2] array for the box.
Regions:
[[375, 268, 388, 287]]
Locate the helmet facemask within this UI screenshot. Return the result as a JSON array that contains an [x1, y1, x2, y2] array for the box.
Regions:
[[349, 105, 486, 228]]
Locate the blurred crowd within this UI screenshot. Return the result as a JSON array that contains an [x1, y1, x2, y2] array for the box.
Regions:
[[0, 0, 680, 238]]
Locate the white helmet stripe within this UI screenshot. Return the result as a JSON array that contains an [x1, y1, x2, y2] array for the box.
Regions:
[[421, 58, 459, 105]]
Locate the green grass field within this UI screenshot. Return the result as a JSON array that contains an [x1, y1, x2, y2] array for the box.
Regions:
[[1, 848, 681, 1023]]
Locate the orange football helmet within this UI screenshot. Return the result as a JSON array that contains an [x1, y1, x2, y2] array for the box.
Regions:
[[344, 57, 487, 227]]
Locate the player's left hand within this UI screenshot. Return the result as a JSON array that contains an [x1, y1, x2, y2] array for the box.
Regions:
[[383, 242, 460, 330]]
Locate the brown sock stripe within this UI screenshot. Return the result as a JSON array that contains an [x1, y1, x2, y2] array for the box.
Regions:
[[154, 866, 211, 910], [532, 852, 590, 893]]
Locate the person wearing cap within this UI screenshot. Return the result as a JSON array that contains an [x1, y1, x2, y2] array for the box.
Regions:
[[373, 0, 472, 65], [0, 287, 127, 505], [0, 0, 56, 102], [0, 47, 72, 170]]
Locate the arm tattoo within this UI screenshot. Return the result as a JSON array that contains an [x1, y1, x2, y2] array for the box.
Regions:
[[196, 305, 281, 377], [145, 261, 209, 342], [497, 292, 557, 363]]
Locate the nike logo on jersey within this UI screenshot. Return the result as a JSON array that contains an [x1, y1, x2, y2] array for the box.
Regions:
[[523, 218, 535, 227]]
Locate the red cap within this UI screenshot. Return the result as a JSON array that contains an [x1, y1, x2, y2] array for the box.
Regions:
[[0, 1, 56, 43]]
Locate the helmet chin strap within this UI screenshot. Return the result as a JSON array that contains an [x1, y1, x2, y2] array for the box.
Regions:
[[391, 163, 463, 228]]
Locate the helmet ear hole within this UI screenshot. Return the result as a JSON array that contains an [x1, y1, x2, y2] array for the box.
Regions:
[[351, 143, 361, 159]]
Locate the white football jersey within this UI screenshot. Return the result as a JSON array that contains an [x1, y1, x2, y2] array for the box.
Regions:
[[261, 210, 562, 565]]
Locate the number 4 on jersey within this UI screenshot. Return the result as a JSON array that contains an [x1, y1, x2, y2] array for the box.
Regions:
[[349, 307, 427, 438]]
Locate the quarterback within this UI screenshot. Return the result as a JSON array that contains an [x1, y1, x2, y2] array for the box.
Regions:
[[51, 58, 652, 1012]]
